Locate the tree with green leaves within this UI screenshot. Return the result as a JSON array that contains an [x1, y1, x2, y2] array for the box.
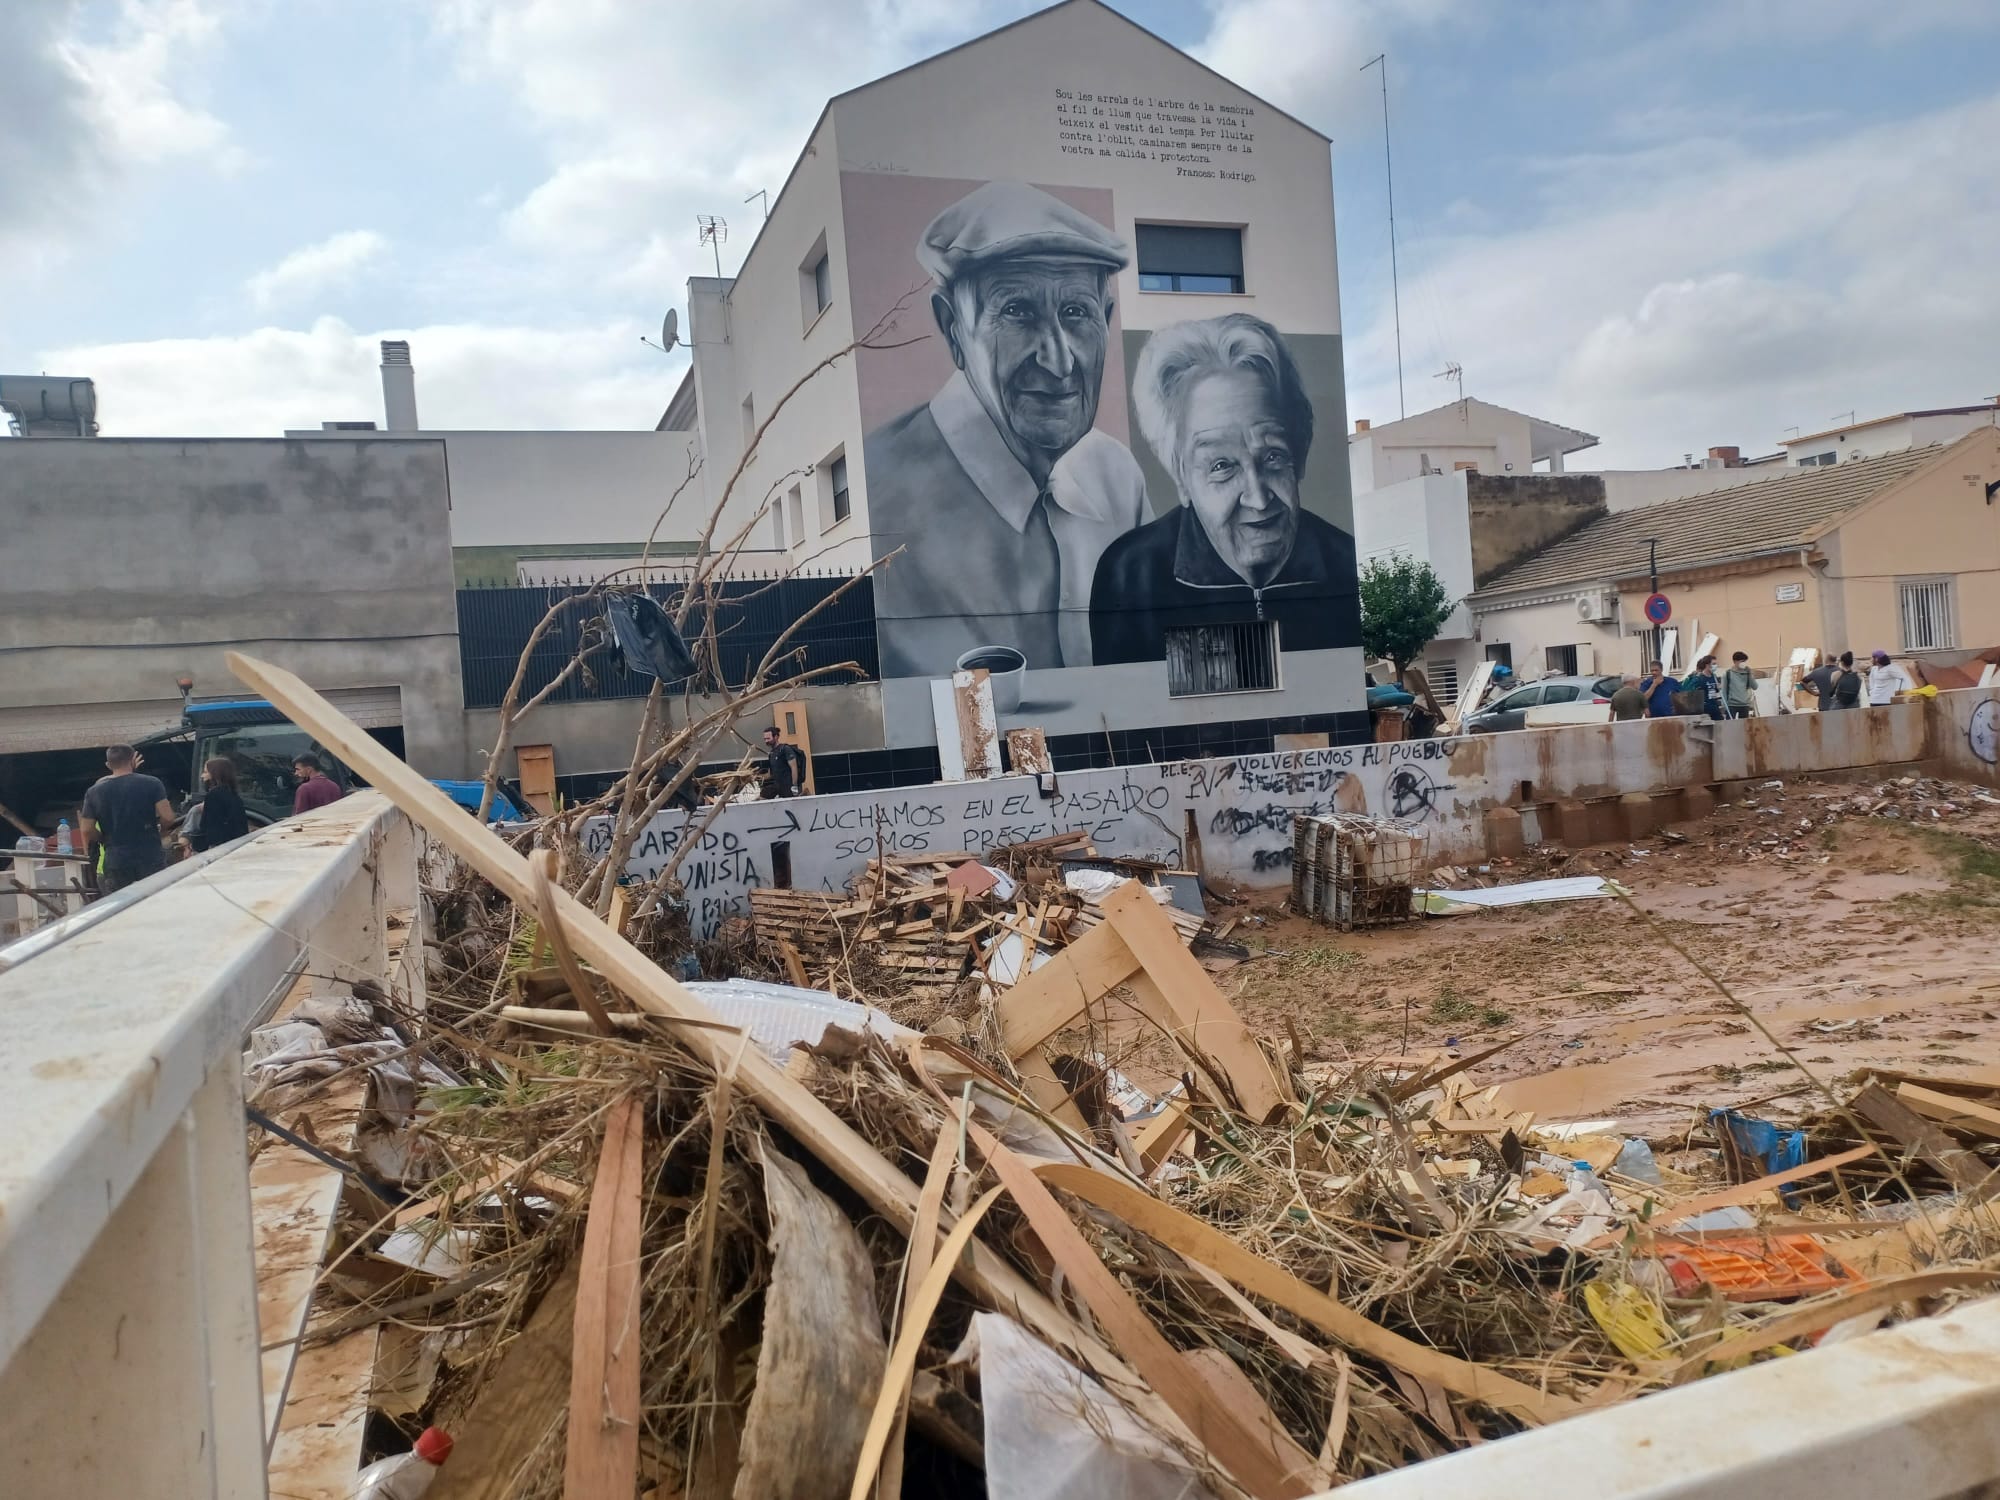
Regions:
[[1358, 555, 1455, 686]]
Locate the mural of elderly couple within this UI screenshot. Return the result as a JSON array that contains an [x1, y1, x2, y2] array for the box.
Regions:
[[851, 173, 1359, 684]]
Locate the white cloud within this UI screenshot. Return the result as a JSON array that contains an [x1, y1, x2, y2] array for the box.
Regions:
[[247, 230, 390, 309], [38, 317, 675, 436], [1340, 91, 2000, 467], [57, 0, 243, 170], [1195, 0, 1462, 138]]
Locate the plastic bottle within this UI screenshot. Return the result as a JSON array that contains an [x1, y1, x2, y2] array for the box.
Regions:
[[55, 820, 73, 856], [352, 1428, 453, 1499]]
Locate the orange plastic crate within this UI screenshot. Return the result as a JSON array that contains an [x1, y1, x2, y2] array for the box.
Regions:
[[1655, 1234, 1860, 1302]]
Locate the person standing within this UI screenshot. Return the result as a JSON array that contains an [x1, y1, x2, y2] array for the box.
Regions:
[[80, 744, 177, 892], [1609, 675, 1647, 721], [761, 726, 807, 798], [1640, 660, 1679, 719], [1866, 649, 1915, 706], [1683, 655, 1725, 720], [188, 757, 250, 852], [1832, 651, 1863, 709], [1722, 652, 1758, 719], [1799, 652, 1840, 711], [292, 754, 344, 815]]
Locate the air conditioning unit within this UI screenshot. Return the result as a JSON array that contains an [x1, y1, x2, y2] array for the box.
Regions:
[[1575, 590, 1616, 623]]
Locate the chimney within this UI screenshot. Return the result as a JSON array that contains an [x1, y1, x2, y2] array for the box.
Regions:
[[1706, 445, 1742, 468], [380, 340, 418, 431], [1354, 418, 1371, 433]]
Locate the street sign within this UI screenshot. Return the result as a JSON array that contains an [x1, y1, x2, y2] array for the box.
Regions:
[[1643, 592, 1673, 625]]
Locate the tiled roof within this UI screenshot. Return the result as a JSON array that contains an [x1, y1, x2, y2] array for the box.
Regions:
[[1473, 445, 1941, 598]]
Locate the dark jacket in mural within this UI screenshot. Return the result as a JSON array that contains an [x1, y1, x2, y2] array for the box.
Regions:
[[1089, 505, 1360, 665]]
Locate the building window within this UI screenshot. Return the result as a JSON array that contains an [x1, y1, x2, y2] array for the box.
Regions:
[[786, 484, 804, 547], [772, 496, 787, 550], [1424, 658, 1460, 705], [1796, 452, 1837, 467], [1166, 620, 1279, 696], [741, 394, 756, 451], [1136, 224, 1245, 294], [799, 232, 832, 330], [1484, 643, 1513, 669], [1899, 579, 1955, 652], [829, 454, 850, 523], [1545, 644, 1579, 676]]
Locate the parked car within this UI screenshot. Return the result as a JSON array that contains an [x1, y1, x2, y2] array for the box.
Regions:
[[1464, 674, 1623, 734]]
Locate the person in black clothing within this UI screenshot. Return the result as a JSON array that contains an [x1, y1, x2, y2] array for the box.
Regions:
[[1831, 651, 1863, 709], [80, 743, 178, 892], [187, 756, 250, 852], [1799, 651, 1840, 711], [761, 726, 807, 798], [1090, 312, 1360, 665]]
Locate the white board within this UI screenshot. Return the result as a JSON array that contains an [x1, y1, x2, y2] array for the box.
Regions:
[[1442, 660, 1497, 736]]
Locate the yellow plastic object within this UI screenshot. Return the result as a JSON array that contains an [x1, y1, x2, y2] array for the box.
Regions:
[[1584, 1278, 1677, 1364]]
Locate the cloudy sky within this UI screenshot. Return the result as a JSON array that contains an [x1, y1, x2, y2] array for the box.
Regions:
[[5, 0, 1996, 466]]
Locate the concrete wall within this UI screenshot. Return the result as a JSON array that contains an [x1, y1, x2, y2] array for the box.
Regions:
[[1474, 595, 1627, 677], [1611, 561, 1822, 671], [1348, 401, 1534, 493], [0, 438, 467, 775], [1597, 463, 1778, 515], [1353, 473, 1474, 637], [1467, 473, 1606, 589], [599, 687, 2000, 937]]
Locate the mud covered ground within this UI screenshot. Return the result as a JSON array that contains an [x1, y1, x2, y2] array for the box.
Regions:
[[1198, 772, 2000, 1138]]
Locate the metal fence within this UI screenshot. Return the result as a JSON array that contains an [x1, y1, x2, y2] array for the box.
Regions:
[[456, 574, 878, 709]]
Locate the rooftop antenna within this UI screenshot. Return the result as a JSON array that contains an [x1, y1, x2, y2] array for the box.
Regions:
[[1360, 52, 1405, 419], [697, 215, 729, 278], [744, 189, 769, 222], [1832, 409, 1855, 427], [1435, 361, 1463, 409]]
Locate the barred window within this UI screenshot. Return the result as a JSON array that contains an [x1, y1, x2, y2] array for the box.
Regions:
[[1166, 621, 1279, 696], [1425, 658, 1460, 705], [1899, 579, 1954, 652]]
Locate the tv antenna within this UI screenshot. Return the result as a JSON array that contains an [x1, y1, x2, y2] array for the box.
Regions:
[[1435, 361, 1463, 407], [697, 215, 729, 277], [640, 308, 680, 355], [1360, 53, 1405, 419], [744, 189, 769, 222]]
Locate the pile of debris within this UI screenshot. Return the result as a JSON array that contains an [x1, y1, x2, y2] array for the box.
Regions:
[[239, 667, 2000, 1500]]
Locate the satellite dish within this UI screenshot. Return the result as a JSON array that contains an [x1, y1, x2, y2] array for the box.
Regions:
[[661, 309, 679, 351]]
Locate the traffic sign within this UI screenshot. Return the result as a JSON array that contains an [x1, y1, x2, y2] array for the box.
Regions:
[[1643, 592, 1672, 625]]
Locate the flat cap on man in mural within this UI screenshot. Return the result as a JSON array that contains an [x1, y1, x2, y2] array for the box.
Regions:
[[865, 179, 1147, 681], [916, 180, 1129, 282]]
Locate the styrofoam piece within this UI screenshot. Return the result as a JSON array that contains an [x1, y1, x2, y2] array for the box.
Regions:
[[1415, 876, 1620, 910], [681, 978, 915, 1065]]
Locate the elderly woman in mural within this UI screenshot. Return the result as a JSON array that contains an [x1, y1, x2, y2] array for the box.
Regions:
[[1090, 312, 1357, 664]]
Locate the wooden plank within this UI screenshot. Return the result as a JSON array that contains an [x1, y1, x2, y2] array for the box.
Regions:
[[1850, 1082, 1990, 1192], [1099, 882, 1292, 1123], [1583, 1143, 1880, 1250], [1005, 726, 1051, 775], [994, 919, 1144, 1057], [515, 742, 557, 817], [225, 653, 1187, 1449], [266, 1325, 379, 1500], [430, 1267, 577, 1500], [1898, 1082, 2000, 1140], [952, 668, 1002, 780], [1441, 660, 1496, 737], [565, 1096, 646, 1498]]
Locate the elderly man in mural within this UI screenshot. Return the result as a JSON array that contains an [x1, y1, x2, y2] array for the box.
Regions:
[[865, 180, 1148, 679], [1091, 312, 1358, 664]]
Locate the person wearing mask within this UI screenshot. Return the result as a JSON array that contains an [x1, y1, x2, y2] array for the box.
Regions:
[[187, 757, 250, 852], [1639, 660, 1679, 719], [761, 726, 807, 798], [1866, 649, 1915, 706], [80, 743, 178, 892], [1684, 655, 1726, 720], [1609, 675, 1647, 721], [1799, 652, 1840, 711], [1831, 651, 1863, 709], [1722, 652, 1758, 719], [292, 754, 344, 815]]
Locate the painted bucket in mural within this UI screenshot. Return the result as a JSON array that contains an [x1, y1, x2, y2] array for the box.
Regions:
[[582, 739, 1475, 938]]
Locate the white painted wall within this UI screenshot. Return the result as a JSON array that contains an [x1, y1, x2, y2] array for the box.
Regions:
[[1353, 472, 1474, 637], [1348, 402, 1533, 492], [1595, 463, 1781, 514], [1783, 407, 1997, 468], [1473, 595, 1630, 678]]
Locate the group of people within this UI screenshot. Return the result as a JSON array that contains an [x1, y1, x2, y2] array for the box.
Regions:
[[75, 743, 345, 894], [1607, 648, 1914, 723]]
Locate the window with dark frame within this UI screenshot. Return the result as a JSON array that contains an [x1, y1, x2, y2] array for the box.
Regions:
[[811, 252, 831, 314], [1545, 644, 1579, 676], [1484, 643, 1513, 668], [1165, 620, 1279, 696], [1136, 224, 1245, 294], [830, 454, 850, 523]]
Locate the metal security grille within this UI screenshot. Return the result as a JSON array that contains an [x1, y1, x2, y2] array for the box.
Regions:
[[1424, 658, 1460, 705], [1898, 579, 1954, 652], [1165, 621, 1279, 696]]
